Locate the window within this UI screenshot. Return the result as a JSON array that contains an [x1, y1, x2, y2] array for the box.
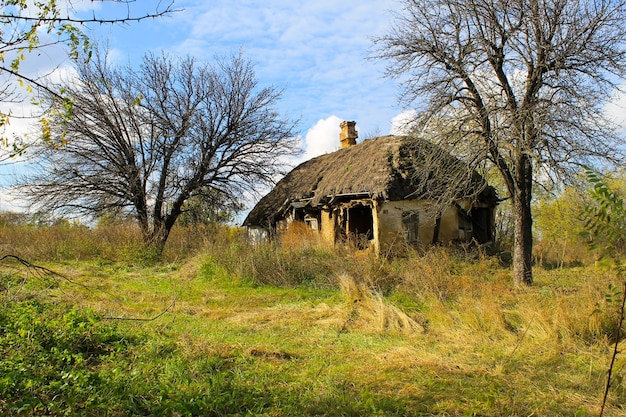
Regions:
[[402, 211, 420, 245], [304, 214, 319, 231]]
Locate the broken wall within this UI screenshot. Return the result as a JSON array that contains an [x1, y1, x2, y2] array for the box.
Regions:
[[376, 200, 463, 252]]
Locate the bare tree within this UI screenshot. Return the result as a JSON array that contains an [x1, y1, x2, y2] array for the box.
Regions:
[[21, 50, 299, 254], [375, 0, 626, 285]]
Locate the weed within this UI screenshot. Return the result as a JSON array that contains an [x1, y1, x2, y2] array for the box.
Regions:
[[1, 222, 625, 415], [0, 300, 140, 416]]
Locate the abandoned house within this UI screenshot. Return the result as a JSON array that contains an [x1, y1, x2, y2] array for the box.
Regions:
[[243, 121, 499, 253]]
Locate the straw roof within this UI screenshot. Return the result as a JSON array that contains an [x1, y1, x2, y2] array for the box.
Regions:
[[244, 135, 490, 227]]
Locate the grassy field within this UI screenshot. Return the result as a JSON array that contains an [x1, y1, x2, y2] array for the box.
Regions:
[[1, 222, 625, 416]]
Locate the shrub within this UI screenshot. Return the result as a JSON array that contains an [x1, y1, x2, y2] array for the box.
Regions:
[[242, 242, 338, 287], [0, 300, 138, 416]]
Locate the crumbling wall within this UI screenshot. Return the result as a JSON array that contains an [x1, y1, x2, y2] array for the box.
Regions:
[[376, 200, 463, 251]]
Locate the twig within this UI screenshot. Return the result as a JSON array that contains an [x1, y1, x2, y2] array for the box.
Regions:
[[502, 313, 536, 365], [2, 254, 102, 291], [0, 254, 177, 322], [599, 280, 626, 417]]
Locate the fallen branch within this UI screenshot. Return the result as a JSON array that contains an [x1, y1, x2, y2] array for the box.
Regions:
[[0, 254, 177, 322]]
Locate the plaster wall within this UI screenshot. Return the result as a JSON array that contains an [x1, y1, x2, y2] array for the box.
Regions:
[[320, 209, 335, 245], [376, 200, 461, 251]]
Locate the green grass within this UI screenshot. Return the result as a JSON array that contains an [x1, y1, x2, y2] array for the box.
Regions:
[[0, 226, 625, 416]]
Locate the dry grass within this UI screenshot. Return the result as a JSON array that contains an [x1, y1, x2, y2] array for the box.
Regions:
[[2, 222, 626, 415], [0, 220, 223, 263], [338, 273, 424, 334], [278, 221, 329, 250]]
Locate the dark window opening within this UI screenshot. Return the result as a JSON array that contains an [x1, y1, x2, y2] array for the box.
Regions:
[[293, 209, 305, 222], [345, 205, 374, 249], [471, 207, 493, 244]]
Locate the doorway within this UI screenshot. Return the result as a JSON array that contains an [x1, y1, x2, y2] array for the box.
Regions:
[[345, 204, 374, 248]]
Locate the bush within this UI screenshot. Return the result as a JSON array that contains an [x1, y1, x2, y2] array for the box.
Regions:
[[240, 242, 339, 287], [0, 300, 138, 416]]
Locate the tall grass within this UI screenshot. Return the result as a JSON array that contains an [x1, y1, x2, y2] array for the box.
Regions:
[[1, 218, 625, 415], [2, 216, 621, 350], [0, 219, 220, 263], [201, 224, 623, 347], [205, 226, 624, 374]]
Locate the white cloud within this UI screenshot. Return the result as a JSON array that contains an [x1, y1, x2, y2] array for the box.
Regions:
[[169, 1, 401, 140], [390, 110, 418, 135], [0, 185, 28, 212], [44, 64, 79, 85], [604, 84, 626, 133], [299, 111, 420, 164], [299, 115, 346, 162]]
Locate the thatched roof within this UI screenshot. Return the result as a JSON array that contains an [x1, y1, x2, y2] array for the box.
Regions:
[[244, 135, 492, 227]]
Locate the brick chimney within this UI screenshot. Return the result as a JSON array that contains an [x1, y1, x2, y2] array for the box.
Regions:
[[339, 121, 357, 148]]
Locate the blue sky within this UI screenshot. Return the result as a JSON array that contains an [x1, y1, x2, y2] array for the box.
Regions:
[[91, 0, 406, 157], [0, 1, 410, 211], [0, 0, 402, 210], [1, 0, 625, 214]]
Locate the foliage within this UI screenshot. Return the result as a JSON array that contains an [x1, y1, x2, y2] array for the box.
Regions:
[[0, 0, 175, 151], [177, 188, 243, 226], [580, 168, 626, 416], [533, 170, 626, 266], [534, 185, 593, 267], [375, 0, 626, 285], [0, 300, 138, 416], [583, 169, 626, 259]]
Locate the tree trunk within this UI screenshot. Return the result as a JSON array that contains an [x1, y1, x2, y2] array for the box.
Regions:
[[153, 229, 169, 256], [512, 158, 534, 285], [144, 225, 170, 257], [145, 204, 182, 257], [136, 211, 151, 248]]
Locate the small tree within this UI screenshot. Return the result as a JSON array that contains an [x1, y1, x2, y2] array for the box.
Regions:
[[21, 50, 298, 254], [375, 0, 626, 285], [534, 185, 592, 267], [582, 168, 626, 416]]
